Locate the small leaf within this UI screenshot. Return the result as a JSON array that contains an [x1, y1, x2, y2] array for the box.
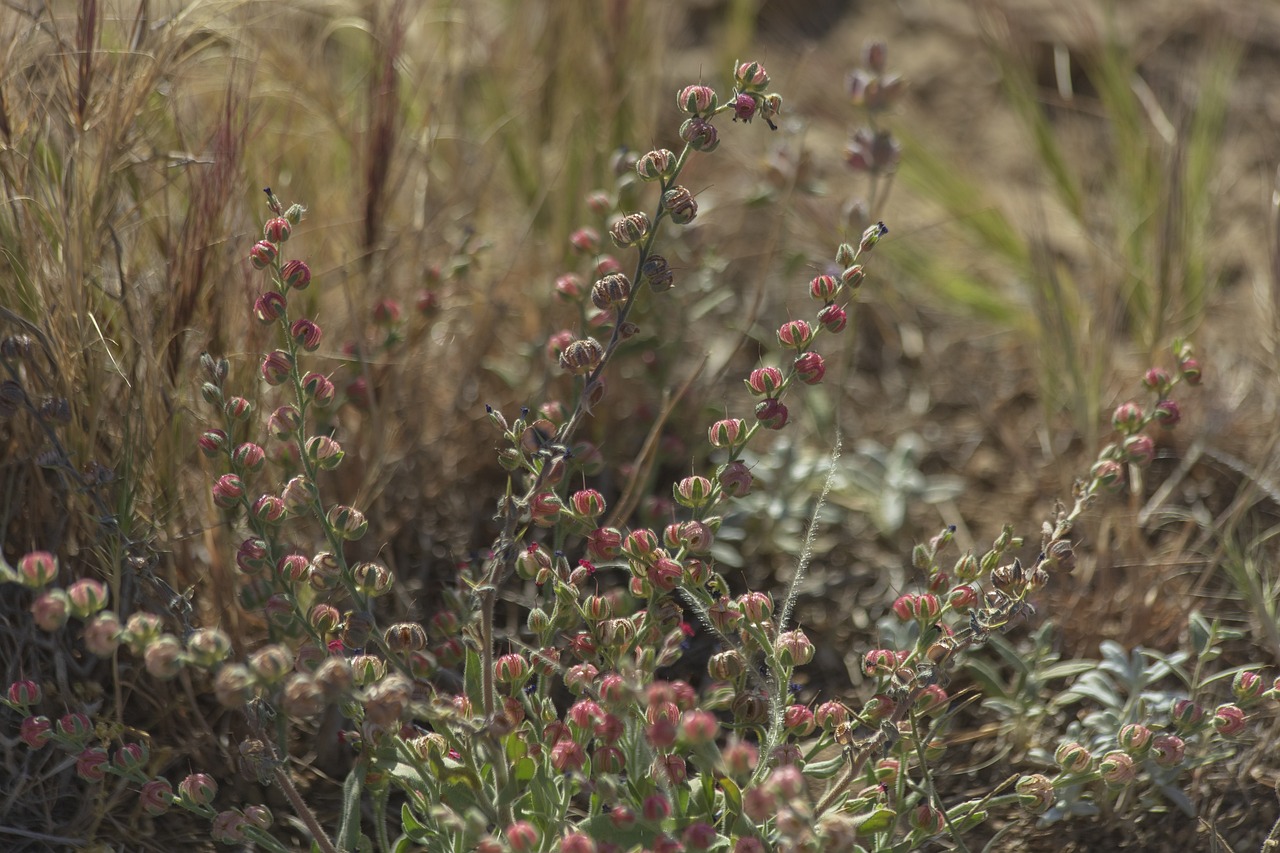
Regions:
[[852, 805, 897, 834], [1188, 611, 1212, 656], [337, 764, 364, 852]]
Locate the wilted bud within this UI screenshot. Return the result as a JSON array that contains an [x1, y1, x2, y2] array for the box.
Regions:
[[636, 148, 677, 183], [591, 273, 632, 310], [559, 337, 604, 374], [609, 213, 650, 248], [679, 117, 720, 152], [384, 622, 428, 654]]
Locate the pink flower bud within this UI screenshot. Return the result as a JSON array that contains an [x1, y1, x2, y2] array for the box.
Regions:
[[818, 302, 848, 333], [7, 679, 41, 707], [777, 319, 813, 350], [1153, 398, 1181, 428], [326, 504, 368, 540], [253, 291, 288, 325], [1152, 733, 1186, 767], [260, 349, 292, 385], [65, 578, 108, 618], [569, 227, 600, 254], [739, 590, 774, 623], [263, 217, 291, 243], [249, 240, 277, 269], [568, 488, 606, 519], [674, 475, 714, 508], [718, 460, 754, 497], [17, 551, 59, 587], [1233, 670, 1265, 705], [795, 351, 825, 384], [1212, 703, 1247, 736], [732, 92, 758, 122], [677, 85, 717, 117], [841, 264, 866, 288], [776, 629, 814, 666], [1179, 356, 1202, 385], [646, 557, 683, 592], [506, 821, 541, 853], [1111, 401, 1145, 433], [1054, 741, 1092, 773], [144, 635, 185, 679], [1117, 723, 1153, 756], [178, 772, 219, 807], [75, 747, 109, 781], [58, 711, 93, 741], [754, 397, 789, 430], [280, 259, 311, 290], [1123, 434, 1156, 467], [809, 274, 840, 302], [19, 715, 52, 748], [1015, 773, 1055, 814], [31, 589, 71, 631], [290, 318, 323, 351], [815, 700, 848, 731], [1099, 750, 1136, 785], [210, 473, 244, 510], [734, 61, 769, 92], [862, 648, 897, 677], [679, 116, 720, 152], [1143, 367, 1172, 394], [139, 778, 175, 815]]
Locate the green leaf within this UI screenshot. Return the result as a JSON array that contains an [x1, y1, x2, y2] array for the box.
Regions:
[[804, 754, 846, 780], [720, 776, 742, 815], [464, 644, 484, 711], [1188, 611, 1212, 656], [852, 805, 897, 834], [337, 765, 364, 852], [400, 803, 426, 834]]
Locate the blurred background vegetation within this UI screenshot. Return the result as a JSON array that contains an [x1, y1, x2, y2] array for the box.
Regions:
[[2, 0, 1278, 849]]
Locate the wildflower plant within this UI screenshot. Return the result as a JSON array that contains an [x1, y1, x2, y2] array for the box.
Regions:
[[1, 50, 1269, 853]]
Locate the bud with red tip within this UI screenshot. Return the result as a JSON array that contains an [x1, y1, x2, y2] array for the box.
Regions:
[[637, 148, 678, 181]]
